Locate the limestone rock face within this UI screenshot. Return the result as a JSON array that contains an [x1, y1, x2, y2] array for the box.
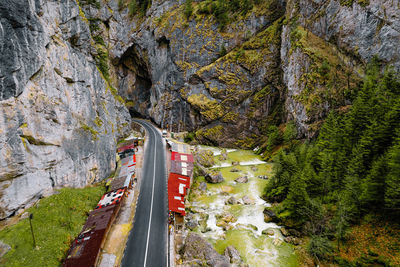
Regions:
[[280, 0, 400, 137], [92, 0, 400, 145], [0, 0, 131, 219], [0, 0, 45, 100]]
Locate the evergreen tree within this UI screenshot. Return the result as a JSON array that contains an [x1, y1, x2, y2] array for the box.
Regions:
[[184, 0, 193, 19], [384, 135, 400, 214]]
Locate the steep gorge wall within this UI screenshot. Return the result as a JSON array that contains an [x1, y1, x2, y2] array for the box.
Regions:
[[1, 0, 399, 219], [0, 0, 131, 219], [89, 0, 400, 145]]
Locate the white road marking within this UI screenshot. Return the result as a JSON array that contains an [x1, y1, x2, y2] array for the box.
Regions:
[[143, 124, 157, 267]]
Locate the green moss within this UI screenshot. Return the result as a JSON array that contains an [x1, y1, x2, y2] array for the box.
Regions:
[[80, 0, 100, 8], [125, 100, 135, 108], [107, 85, 125, 104], [94, 116, 103, 127], [19, 135, 56, 146], [357, 0, 370, 7], [95, 47, 109, 81], [289, 26, 362, 117], [187, 94, 224, 121], [80, 122, 99, 140], [75, 0, 89, 23], [196, 125, 224, 141], [19, 123, 28, 129], [0, 184, 106, 266]]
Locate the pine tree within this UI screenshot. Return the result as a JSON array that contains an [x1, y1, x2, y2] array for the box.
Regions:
[[184, 0, 193, 19], [384, 135, 400, 214]]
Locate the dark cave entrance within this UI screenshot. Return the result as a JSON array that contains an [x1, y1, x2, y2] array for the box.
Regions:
[[117, 44, 152, 119]]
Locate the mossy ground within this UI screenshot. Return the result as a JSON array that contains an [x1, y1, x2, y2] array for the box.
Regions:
[[335, 215, 400, 266], [0, 184, 106, 267], [190, 147, 298, 265], [214, 229, 298, 266]]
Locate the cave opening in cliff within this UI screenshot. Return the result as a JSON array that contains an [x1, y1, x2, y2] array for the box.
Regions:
[[117, 45, 152, 119]]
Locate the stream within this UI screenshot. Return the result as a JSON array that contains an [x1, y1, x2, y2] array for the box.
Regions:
[[188, 147, 298, 266]]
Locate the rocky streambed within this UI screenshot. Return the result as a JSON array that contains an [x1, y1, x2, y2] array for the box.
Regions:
[[184, 147, 298, 266]]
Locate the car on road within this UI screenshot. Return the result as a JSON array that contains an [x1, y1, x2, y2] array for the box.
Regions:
[[162, 129, 167, 138]]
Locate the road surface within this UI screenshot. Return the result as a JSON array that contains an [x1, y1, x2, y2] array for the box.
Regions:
[[121, 120, 168, 267]]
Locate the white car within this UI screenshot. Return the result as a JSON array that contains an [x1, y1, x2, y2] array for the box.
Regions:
[[162, 130, 167, 138]]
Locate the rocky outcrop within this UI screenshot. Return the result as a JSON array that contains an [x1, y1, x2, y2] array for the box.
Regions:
[[224, 246, 243, 265], [205, 171, 224, 184], [182, 232, 230, 266], [0, 0, 131, 219], [235, 176, 249, 183], [96, 0, 399, 145], [263, 208, 279, 223]]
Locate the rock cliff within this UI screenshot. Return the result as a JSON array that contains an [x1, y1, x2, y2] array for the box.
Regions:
[[86, 0, 398, 144], [1, 0, 399, 218], [0, 0, 131, 219]]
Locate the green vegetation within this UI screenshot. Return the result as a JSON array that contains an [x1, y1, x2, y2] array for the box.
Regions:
[[0, 185, 106, 266], [80, 0, 100, 9], [94, 116, 103, 127], [197, 0, 258, 30], [80, 122, 99, 140], [187, 94, 224, 121], [95, 47, 109, 81], [184, 132, 195, 143], [127, 0, 151, 17], [289, 25, 362, 118], [184, 0, 193, 19], [340, 0, 370, 7], [263, 60, 400, 265]]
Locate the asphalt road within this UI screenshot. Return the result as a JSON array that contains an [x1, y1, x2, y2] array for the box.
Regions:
[[121, 120, 167, 267]]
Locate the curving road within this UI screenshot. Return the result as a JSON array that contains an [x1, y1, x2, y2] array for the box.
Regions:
[[121, 120, 168, 267]]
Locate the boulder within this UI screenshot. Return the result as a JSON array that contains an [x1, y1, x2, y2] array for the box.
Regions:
[[196, 165, 209, 177], [182, 233, 230, 266], [221, 213, 237, 223], [185, 216, 198, 230], [232, 161, 239, 166], [263, 208, 278, 223], [251, 166, 258, 172], [225, 196, 238, 205], [216, 212, 237, 229], [205, 171, 224, 184], [230, 167, 240, 172], [0, 241, 11, 258], [221, 149, 228, 160], [224, 246, 242, 264], [195, 150, 215, 167], [258, 175, 269, 180], [288, 229, 302, 237], [262, 229, 275, 236], [198, 181, 207, 191], [235, 223, 258, 231], [280, 227, 289, 237], [235, 176, 248, 183], [242, 195, 254, 205], [273, 238, 283, 246], [284, 237, 302, 246]]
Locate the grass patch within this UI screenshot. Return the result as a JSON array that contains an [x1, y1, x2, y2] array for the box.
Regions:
[[0, 185, 106, 267], [214, 229, 298, 266]]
